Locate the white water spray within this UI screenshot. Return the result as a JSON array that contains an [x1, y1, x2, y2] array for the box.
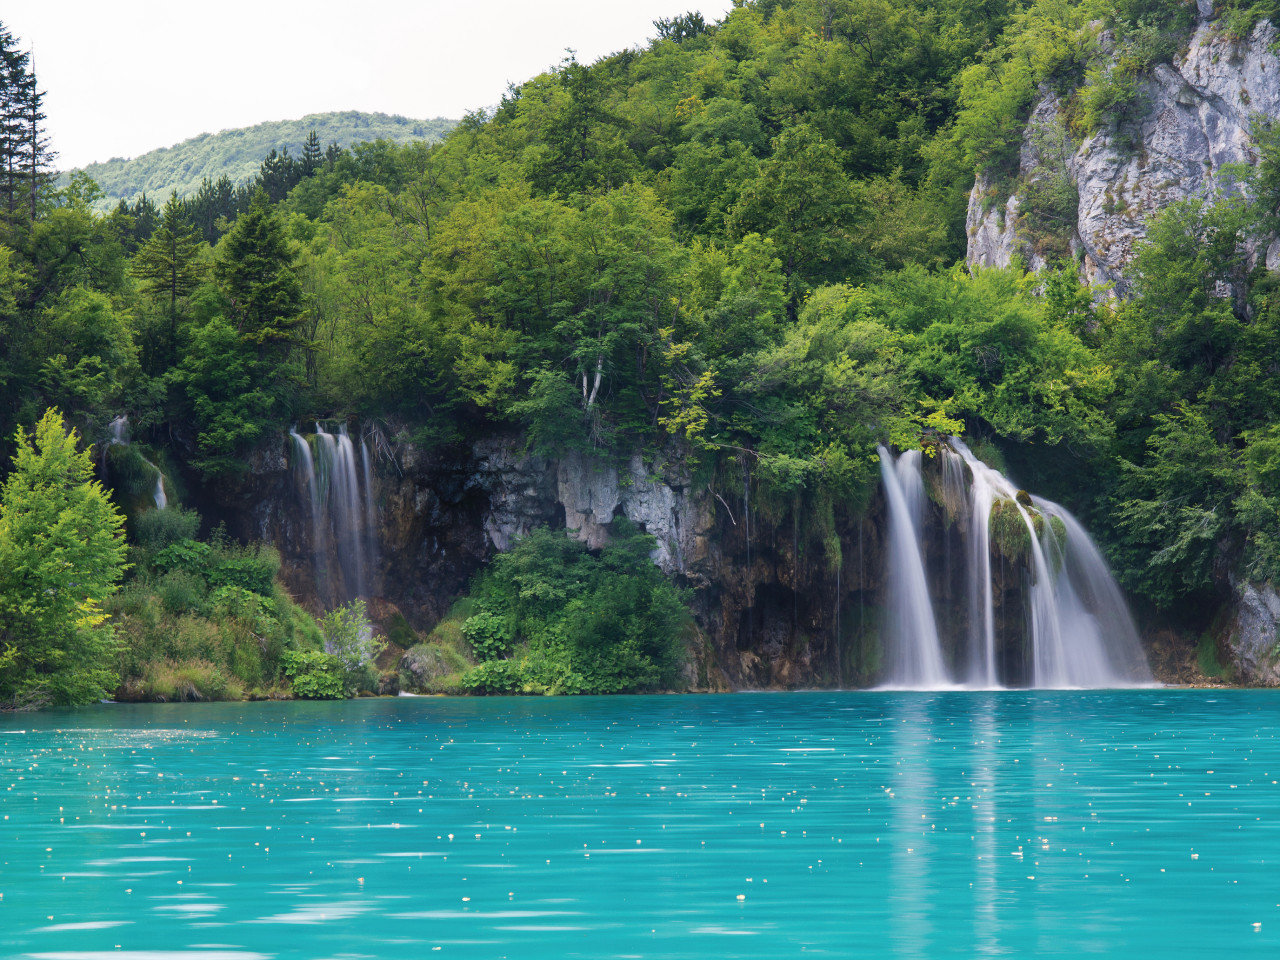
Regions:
[[289, 422, 379, 602]]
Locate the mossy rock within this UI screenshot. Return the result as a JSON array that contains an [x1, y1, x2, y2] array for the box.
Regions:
[[399, 642, 472, 693], [989, 499, 1042, 561]]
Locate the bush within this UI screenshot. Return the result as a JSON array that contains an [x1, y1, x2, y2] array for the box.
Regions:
[[132, 507, 201, 549], [319, 599, 385, 693], [458, 519, 692, 694], [281, 649, 346, 699], [461, 609, 510, 660], [157, 569, 206, 615], [208, 544, 280, 595]]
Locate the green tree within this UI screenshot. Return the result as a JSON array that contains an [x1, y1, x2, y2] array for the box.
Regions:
[[134, 194, 205, 316], [727, 125, 866, 317], [213, 188, 304, 356], [0, 409, 127, 708]]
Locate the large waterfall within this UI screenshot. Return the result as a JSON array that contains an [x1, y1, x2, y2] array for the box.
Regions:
[[877, 439, 1152, 690], [289, 422, 379, 603]]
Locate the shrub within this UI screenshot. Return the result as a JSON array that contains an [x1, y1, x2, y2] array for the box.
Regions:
[[320, 599, 385, 693], [132, 507, 201, 550], [458, 519, 692, 694], [281, 649, 346, 699], [208, 544, 280, 595], [157, 569, 206, 615], [461, 609, 510, 660]]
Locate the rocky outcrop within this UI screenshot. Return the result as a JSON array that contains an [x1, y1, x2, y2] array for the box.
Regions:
[[201, 429, 885, 690], [1225, 579, 1280, 685], [967, 15, 1280, 290]]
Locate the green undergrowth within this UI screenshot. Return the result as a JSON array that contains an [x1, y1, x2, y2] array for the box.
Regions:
[[403, 520, 694, 696], [109, 506, 323, 701]]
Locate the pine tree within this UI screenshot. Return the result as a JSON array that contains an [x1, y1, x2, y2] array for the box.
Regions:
[[301, 129, 322, 175], [0, 22, 29, 222], [19, 59, 53, 223], [0, 23, 52, 227], [213, 188, 303, 354], [134, 194, 204, 316]]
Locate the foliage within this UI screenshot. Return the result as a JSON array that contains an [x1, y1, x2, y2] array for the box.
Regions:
[[319, 599, 384, 693], [458, 520, 692, 694], [281, 649, 347, 699], [0, 409, 127, 707]]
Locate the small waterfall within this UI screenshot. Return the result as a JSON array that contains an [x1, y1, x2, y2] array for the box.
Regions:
[[288, 422, 379, 603], [878, 438, 1152, 689], [105, 414, 167, 510], [290, 427, 328, 599], [877, 445, 951, 689]]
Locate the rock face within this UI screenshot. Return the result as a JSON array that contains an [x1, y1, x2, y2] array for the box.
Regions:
[[967, 15, 1280, 290], [1226, 579, 1280, 685], [201, 430, 886, 690]]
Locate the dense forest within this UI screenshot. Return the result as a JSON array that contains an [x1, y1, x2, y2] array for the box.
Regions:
[[4, 0, 1280, 707], [69, 111, 456, 215]]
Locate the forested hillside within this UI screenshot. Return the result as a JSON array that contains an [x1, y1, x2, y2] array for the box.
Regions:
[[5, 0, 1280, 706], [67, 111, 455, 213]]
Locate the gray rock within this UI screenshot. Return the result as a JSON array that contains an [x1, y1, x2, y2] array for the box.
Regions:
[[1226, 579, 1280, 685], [967, 15, 1280, 289]]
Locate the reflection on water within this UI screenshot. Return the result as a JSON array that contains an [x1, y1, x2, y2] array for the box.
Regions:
[[2, 692, 1279, 958]]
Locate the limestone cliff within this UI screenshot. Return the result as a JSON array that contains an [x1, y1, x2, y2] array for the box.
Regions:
[[967, 13, 1280, 290]]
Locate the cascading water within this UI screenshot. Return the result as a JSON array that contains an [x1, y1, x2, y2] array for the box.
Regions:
[[878, 438, 1152, 689], [288, 422, 379, 603], [105, 415, 167, 510], [878, 445, 952, 689]]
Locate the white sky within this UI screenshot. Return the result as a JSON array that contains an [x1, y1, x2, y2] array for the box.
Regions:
[[4, 1, 737, 171]]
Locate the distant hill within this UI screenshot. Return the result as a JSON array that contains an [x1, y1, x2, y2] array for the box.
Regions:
[[68, 110, 455, 211]]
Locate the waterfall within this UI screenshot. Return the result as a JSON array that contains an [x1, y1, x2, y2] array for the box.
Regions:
[[288, 422, 379, 603], [878, 438, 1153, 689], [105, 415, 167, 510], [877, 445, 952, 689]]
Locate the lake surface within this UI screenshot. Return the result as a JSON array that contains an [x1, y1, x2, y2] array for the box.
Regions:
[[2, 691, 1278, 958]]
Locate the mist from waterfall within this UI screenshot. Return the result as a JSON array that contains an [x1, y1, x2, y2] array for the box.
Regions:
[[289, 422, 379, 603], [878, 438, 1153, 689]]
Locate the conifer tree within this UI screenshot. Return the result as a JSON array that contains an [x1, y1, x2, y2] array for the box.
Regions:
[[302, 129, 323, 175], [213, 188, 303, 356], [134, 194, 205, 366], [0, 409, 127, 707]]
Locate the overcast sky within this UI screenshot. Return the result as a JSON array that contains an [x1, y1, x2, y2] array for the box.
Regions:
[[4, 1, 737, 171]]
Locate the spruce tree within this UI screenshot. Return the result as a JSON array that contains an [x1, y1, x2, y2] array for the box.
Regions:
[[213, 187, 303, 355], [302, 129, 322, 175], [133, 194, 205, 359]]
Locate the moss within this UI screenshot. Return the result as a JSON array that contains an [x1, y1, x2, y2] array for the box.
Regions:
[[1196, 634, 1233, 681], [385, 612, 418, 649], [1049, 514, 1067, 543], [989, 499, 1042, 561]]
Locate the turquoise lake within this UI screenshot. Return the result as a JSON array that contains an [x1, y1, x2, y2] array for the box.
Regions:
[[2, 691, 1278, 958]]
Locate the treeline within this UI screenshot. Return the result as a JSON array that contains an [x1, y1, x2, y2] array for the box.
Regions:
[[74, 111, 455, 213], [3, 0, 1280, 703]]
